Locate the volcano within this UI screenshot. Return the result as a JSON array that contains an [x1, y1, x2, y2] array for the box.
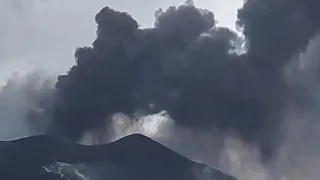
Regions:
[[0, 134, 237, 180]]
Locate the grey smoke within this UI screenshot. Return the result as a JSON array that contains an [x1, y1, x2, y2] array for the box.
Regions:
[[41, 0, 320, 162], [0, 72, 55, 140]]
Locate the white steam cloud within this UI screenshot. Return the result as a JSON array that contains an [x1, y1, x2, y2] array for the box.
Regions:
[[0, 71, 55, 140]]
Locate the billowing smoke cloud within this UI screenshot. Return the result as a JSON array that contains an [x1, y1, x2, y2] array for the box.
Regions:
[[43, 0, 320, 160], [0, 72, 55, 140]]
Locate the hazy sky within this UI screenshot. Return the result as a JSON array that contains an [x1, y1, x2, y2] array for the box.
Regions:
[[0, 0, 243, 84]]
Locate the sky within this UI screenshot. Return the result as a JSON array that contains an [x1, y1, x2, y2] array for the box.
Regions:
[[0, 0, 243, 84]]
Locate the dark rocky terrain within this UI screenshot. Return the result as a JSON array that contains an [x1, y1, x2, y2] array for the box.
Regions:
[[0, 134, 237, 180]]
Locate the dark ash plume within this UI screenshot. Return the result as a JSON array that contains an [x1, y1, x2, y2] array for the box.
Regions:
[[47, 0, 320, 159]]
